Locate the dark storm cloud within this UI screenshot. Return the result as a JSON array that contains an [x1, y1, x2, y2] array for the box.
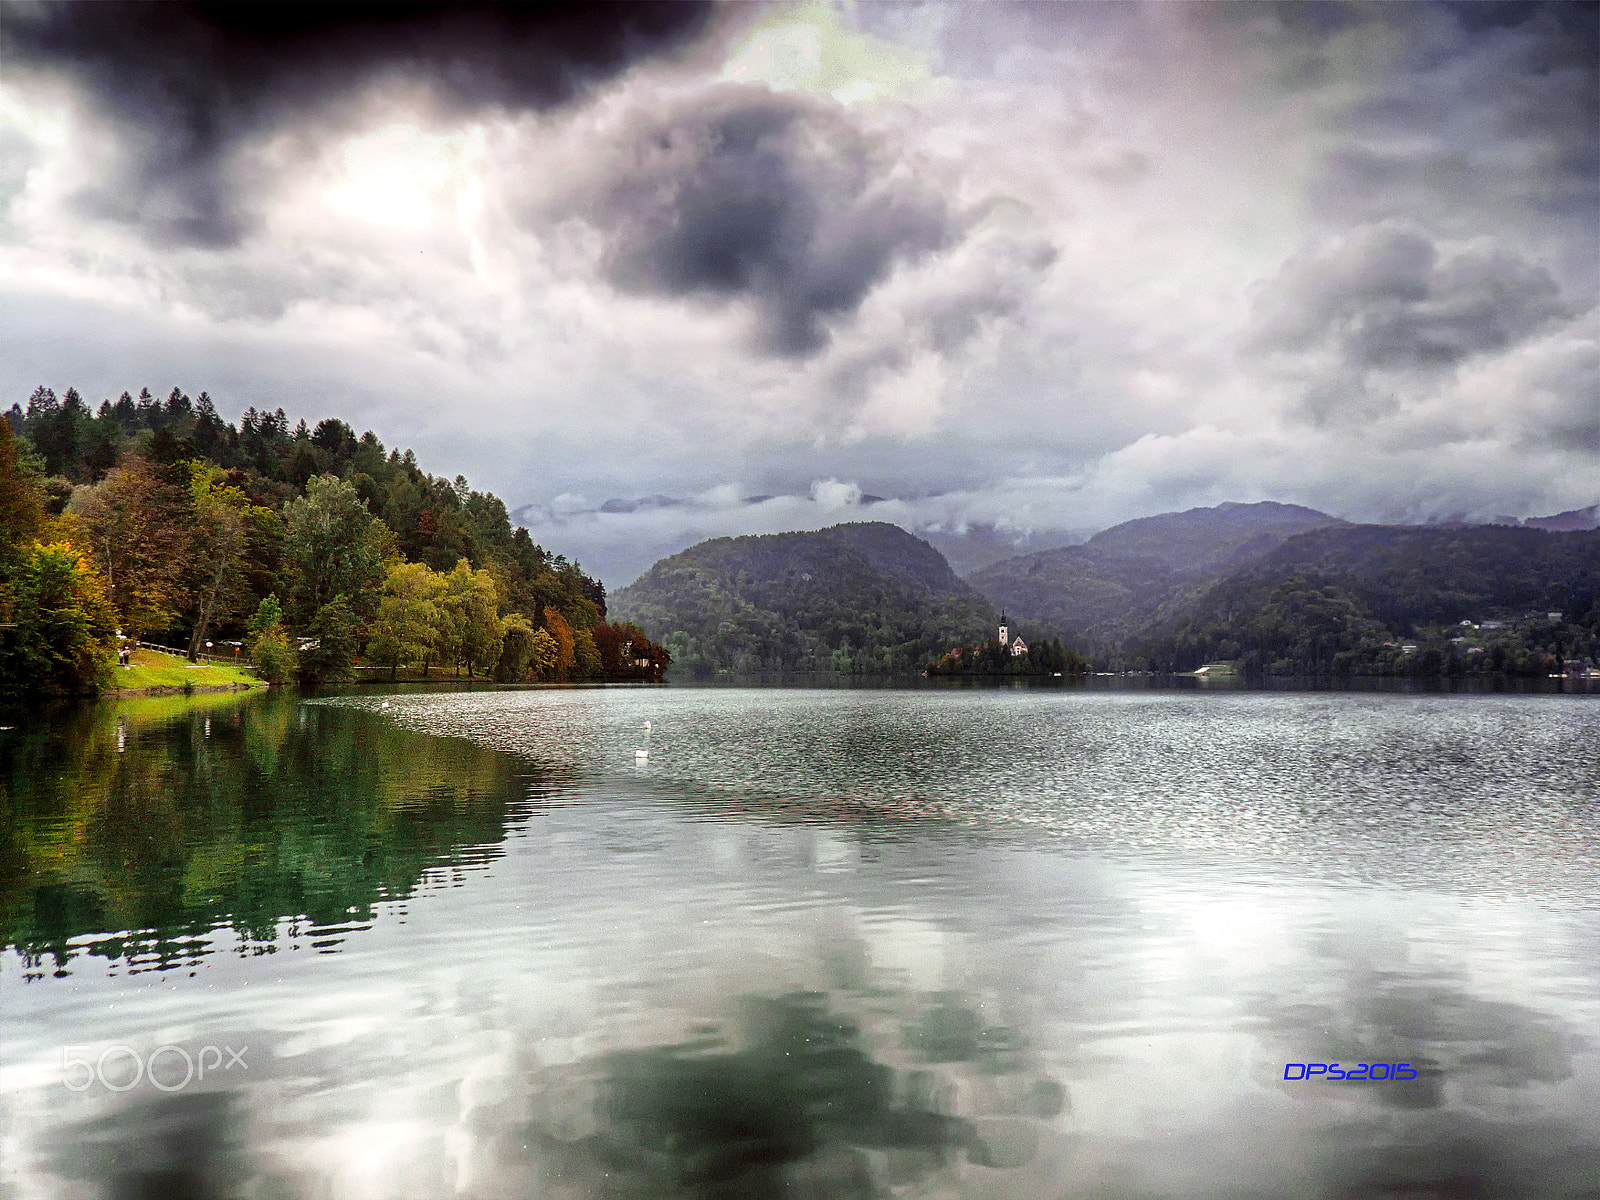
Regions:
[[1, 0, 713, 247], [580, 88, 955, 356], [1253, 223, 1570, 371], [1314, 1, 1599, 252]]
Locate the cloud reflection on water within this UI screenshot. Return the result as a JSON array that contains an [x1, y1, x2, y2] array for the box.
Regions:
[[4, 687, 1598, 1198]]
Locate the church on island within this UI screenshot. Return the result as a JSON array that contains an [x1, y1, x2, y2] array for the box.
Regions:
[[998, 617, 1028, 658], [927, 615, 1085, 677]]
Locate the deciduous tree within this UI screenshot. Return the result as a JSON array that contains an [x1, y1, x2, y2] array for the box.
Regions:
[[282, 474, 395, 624], [443, 559, 502, 678], [542, 606, 575, 680], [528, 627, 559, 680], [68, 457, 189, 642], [0, 420, 42, 562], [185, 462, 269, 661], [245, 593, 292, 684], [494, 613, 534, 683], [369, 561, 446, 679], [0, 542, 117, 696], [296, 597, 360, 684]]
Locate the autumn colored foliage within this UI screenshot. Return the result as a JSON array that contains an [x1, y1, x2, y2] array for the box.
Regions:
[[2, 386, 667, 695]]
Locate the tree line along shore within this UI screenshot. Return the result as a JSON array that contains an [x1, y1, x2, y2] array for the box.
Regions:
[[1, 386, 667, 698]]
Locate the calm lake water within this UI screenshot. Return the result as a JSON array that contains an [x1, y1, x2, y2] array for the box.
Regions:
[[2, 684, 1597, 1199]]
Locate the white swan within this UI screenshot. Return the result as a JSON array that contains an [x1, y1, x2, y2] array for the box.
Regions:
[[635, 720, 652, 762]]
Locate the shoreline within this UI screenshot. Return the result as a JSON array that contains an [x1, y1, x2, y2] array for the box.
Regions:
[[106, 682, 269, 699]]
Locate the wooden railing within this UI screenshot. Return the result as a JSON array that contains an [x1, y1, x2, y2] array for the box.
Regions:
[[136, 642, 252, 667]]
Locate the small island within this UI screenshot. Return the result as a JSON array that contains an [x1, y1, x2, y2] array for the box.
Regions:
[[927, 618, 1089, 678]]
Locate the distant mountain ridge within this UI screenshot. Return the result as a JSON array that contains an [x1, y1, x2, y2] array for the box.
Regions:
[[1523, 505, 1599, 533], [1213, 524, 1600, 629], [1132, 523, 1600, 675], [965, 501, 1347, 651], [1080, 501, 1347, 566], [609, 502, 1598, 679], [609, 522, 995, 676]]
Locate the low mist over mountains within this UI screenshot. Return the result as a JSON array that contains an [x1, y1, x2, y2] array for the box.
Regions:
[[609, 522, 994, 677]]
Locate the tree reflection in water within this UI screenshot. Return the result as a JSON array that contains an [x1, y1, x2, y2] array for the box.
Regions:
[[0, 692, 530, 976]]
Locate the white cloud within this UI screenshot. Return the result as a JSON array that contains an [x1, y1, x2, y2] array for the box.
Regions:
[[809, 478, 861, 509]]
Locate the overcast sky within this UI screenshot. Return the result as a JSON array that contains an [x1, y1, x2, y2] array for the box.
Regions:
[[2, 1, 1595, 584]]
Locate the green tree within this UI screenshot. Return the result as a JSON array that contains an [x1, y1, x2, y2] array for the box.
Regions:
[[0, 420, 42, 563], [296, 597, 360, 684], [494, 613, 535, 683], [240, 504, 286, 611], [247, 592, 283, 643], [184, 462, 269, 661], [368, 561, 446, 679], [528, 627, 560, 680], [245, 594, 292, 685], [8, 383, 664, 683], [282, 474, 394, 625], [0, 542, 117, 697], [442, 559, 502, 678], [27, 386, 86, 478], [573, 627, 601, 678]]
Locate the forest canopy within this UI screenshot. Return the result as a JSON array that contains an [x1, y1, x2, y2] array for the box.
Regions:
[[1, 385, 667, 696]]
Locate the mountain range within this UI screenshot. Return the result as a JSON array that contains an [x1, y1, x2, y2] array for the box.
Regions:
[[965, 501, 1348, 652], [613, 502, 1600, 678]]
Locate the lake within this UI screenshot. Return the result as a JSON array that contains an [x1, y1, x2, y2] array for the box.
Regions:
[[2, 684, 1597, 1198]]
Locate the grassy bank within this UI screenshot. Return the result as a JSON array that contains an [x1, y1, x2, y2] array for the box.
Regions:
[[113, 649, 263, 693]]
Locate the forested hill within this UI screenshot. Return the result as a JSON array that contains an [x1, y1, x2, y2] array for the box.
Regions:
[[1129, 524, 1600, 676], [609, 522, 996, 676], [1, 385, 667, 696], [1082, 501, 1347, 567], [966, 501, 1346, 651]]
